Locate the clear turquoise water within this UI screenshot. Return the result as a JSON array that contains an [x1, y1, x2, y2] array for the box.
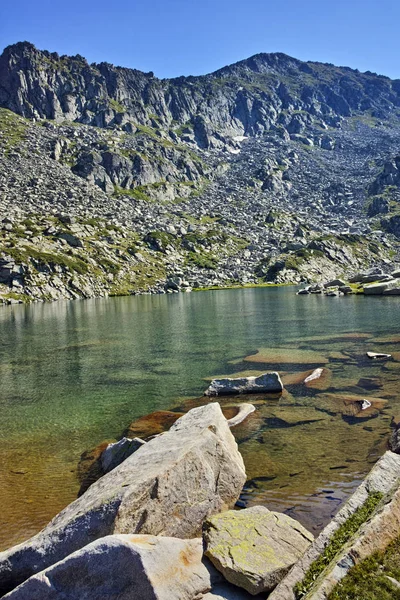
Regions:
[[1, 287, 399, 549]]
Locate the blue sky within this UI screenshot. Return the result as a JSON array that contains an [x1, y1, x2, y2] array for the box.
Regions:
[[1, 0, 399, 79]]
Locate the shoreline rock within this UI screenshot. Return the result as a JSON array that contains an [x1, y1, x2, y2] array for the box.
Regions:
[[269, 451, 400, 600], [203, 506, 313, 595], [0, 403, 246, 596], [2, 535, 211, 600]]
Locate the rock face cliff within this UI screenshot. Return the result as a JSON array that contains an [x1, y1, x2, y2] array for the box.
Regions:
[[1, 42, 400, 303], [2, 42, 400, 136]]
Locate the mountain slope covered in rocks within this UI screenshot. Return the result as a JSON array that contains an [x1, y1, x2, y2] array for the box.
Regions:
[[1, 41, 400, 303]]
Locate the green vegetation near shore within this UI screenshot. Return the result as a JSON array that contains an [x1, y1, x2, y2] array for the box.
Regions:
[[294, 492, 383, 599], [0, 108, 28, 154], [328, 537, 400, 600]]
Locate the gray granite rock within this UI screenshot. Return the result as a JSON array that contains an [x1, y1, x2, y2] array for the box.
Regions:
[[205, 373, 283, 396], [0, 403, 246, 596], [101, 437, 146, 473], [203, 506, 313, 595], [3, 535, 210, 600], [364, 280, 400, 295]]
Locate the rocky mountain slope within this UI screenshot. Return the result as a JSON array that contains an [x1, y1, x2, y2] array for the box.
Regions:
[[1, 41, 400, 303]]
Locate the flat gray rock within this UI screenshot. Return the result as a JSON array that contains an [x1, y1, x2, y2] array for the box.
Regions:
[[324, 278, 346, 287], [3, 535, 210, 600], [203, 506, 313, 595], [0, 403, 246, 596], [205, 373, 283, 396]]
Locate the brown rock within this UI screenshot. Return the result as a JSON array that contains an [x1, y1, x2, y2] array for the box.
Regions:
[[124, 410, 183, 439]]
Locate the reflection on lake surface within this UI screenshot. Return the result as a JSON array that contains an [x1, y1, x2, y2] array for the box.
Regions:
[[0, 287, 399, 550]]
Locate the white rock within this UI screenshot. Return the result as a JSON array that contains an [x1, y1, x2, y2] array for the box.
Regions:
[[304, 368, 324, 383], [367, 351, 392, 359]]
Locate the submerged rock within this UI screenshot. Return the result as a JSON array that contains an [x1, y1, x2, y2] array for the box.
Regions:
[[244, 348, 329, 365], [304, 369, 324, 382], [205, 373, 283, 396], [0, 403, 246, 596], [77, 440, 114, 496], [124, 410, 183, 439], [203, 506, 313, 595], [3, 535, 210, 600], [315, 393, 386, 421]]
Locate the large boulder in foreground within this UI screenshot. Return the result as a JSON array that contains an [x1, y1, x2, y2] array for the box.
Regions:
[[205, 373, 283, 396], [203, 506, 313, 595], [0, 403, 246, 596], [3, 535, 210, 600]]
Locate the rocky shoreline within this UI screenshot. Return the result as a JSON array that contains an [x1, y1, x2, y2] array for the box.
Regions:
[[297, 266, 400, 297]]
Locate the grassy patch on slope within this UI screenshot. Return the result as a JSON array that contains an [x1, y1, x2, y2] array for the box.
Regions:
[[329, 537, 400, 600]]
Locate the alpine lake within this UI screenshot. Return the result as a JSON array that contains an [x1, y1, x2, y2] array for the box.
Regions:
[[1, 286, 400, 551]]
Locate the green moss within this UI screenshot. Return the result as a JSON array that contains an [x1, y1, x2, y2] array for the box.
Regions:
[[4, 246, 89, 275], [295, 248, 325, 259], [0, 108, 28, 154], [144, 230, 177, 252], [109, 99, 125, 113], [174, 121, 194, 136], [1, 291, 31, 303], [328, 537, 400, 599], [109, 259, 165, 295], [193, 282, 292, 292], [118, 147, 147, 161], [134, 124, 174, 148], [349, 283, 364, 294], [187, 252, 218, 269], [113, 185, 152, 202], [294, 492, 384, 599]]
